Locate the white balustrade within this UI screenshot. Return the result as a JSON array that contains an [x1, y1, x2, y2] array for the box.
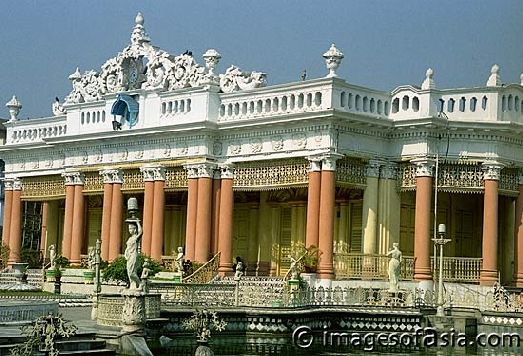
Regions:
[[335, 82, 391, 117], [6, 115, 67, 145], [218, 79, 332, 122]]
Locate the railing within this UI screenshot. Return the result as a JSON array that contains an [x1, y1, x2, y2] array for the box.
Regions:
[[335, 82, 391, 117], [6, 115, 67, 145], [430, 256, 482, 283], [182, 252, 220, 284], [150, 281, 236, 307], [218, 79, 332, 122], [96, 293, 161, 327], [334, 253, 415, 280]]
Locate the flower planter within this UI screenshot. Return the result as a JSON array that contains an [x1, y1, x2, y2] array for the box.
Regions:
[[46, 269, 58, 282]]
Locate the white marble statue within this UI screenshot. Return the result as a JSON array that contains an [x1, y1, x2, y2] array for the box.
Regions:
[[124, 219, 143, 289], [387, 243, 402, 293], [175, 247, 184, 274], [87, 246, 96, 271], [48, 245, 56, 269], [289, 256, 300, 280], [234, 261, 244, 280]]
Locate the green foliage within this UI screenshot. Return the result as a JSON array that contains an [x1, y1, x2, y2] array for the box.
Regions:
[[55, 255, 70, 268], [20, 248, 41, 268], [10, 313, 77, 356], [102, 254, 162, 286], [290, 242, 321, 272]]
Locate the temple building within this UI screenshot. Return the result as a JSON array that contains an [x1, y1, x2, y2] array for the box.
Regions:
[[2, 13, 523, 287]]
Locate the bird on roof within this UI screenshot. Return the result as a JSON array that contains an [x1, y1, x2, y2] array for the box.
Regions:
[[301, 70, 307, 81]]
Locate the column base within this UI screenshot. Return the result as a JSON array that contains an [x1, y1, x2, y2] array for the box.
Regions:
[[480, 269, 498, 286], [218, 263, 234, 276], [414, 267, 433, 281], [514, 274, 523, 288], [317, 265, 334, 280]]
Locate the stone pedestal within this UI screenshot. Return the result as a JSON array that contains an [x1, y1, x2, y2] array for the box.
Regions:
[[173, 272, 183, 283], [119, 289, 153, 356]]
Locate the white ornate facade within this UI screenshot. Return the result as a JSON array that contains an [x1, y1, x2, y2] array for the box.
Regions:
[[2, 13, 523, 286]]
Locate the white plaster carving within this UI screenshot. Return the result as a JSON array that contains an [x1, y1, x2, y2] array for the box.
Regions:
[[230, 141, 242, 155], [203, 49, 221, 80], [366, 160, 382, 178], [62, 172, 85, 185], [100, 169, 124, 184], [271, 136, 284, 151], [177, 142, 188, 155], [197, 163, 216, 178], [161, 144, 171, 157], [421, 68, 435, 90], [219, 65, 267, 93], [12, 178, 22, 191], [518, 169, 523, 186], [250, 138, 263, 154], [411, 158, 435, 177], [323, 44, 344, 78], [184, 165, 199, 179], [482, 161, 503, 181], [220, 165, 234, 179], [212, 141, 223, 156], [307, 157, 322, 172], [6, 95, 22, 122], [118, 149, 129, 161], [292, 132, 307, 149], [381, 163, 398, 180], [322, 154, 342, 171], [51, 97, 66, 116], [486, 64, 501, 87], [3, 179, 14, 191]]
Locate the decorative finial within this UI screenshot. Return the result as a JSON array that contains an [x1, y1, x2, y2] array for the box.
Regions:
[[131, 12, 150, 44], [421, 68, 435, 90], [301, 69, 307, 81], [6, 95, 22, 122], [203, 49, 221, 77], [68, 67, 81, 81], [486, 64, 501, 87], [135, 12, 144, 26], [520, 73, 523, 86], [323, 43, 344, 78]]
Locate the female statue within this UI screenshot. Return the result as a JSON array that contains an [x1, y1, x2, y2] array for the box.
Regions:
[[124, 219, 142, 289], [387, 243, 402, 293]]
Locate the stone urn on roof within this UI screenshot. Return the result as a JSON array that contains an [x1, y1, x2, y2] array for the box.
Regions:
[[323, 43, 344, 78]]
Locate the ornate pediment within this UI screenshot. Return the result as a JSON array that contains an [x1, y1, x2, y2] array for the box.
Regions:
[[62, 13, 267, 106]]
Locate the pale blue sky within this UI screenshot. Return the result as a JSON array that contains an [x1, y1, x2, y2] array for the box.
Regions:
[[1, 0, 522, 118]]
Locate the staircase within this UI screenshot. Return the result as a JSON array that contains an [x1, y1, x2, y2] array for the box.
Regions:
[[0, 268, 43, 287]]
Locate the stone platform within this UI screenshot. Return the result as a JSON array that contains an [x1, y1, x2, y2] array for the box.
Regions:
[[0, 300, 58, 324]]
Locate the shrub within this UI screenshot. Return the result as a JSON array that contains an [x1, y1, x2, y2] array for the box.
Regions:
[[102, 255, 162, 286], [0, 244, 9, 270], [20, 248, 41, 269]]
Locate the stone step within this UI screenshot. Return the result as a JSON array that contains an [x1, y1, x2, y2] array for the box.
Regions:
[[57, 339, 106, 351], [59, 349, 115, 355]]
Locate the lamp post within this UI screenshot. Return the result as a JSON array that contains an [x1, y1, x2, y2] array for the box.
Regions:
[[433, 223, 451, 317], [91, 238, 101, 320]]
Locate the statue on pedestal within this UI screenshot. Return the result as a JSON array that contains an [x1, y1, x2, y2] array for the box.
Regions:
[[124, 219, 142, 290], [175, 247, 184, 275], [387, 243, 402, 293], [48, 245, 56, 269]]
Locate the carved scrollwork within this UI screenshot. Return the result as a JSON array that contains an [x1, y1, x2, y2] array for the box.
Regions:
[[219, 65, 267, 93]]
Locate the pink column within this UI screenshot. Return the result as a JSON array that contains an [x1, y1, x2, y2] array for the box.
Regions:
[[195, 175, 213, 263], [70, 183, 85, 265], [61, 173, 77, 259], [8, 179, 22, 264], [151, 175, 165, 261], [211, 175, 221, 255], [100, 181, 113, 261], [218, 167, 234, 275], [142, 180, 154, 256], [39, 201, 49, 257], [109, 182, 123, 261], [480, 162, 502, 286], [412, 159, 434, 281], [306, 159, 321, 249], [515, 181, 523, 287], [185, 166, 199, 261], [2, 180, 13, 247], [317, 157, 337, 280]]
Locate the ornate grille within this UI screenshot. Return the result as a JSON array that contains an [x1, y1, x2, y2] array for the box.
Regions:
[[336, 158, 367, 186], [83, 171, 103, 193], [21, 175, 65, 199], [499, 168, 518, 195], [122, 169, 143, 191], [234, 158, 308, 190], [165, 167, 188, 191]]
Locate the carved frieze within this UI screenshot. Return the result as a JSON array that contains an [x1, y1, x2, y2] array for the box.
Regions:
[[219, 65, 267, 93], [482, 161, 503, 181], [271, 136, 284, 151]]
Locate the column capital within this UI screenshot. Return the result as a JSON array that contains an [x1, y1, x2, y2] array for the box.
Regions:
[[185, 163, 217, 178], [62, 171, 85, 185], [219, 164, 235, 179], [140, 166, 165, 182], [12, 178, 22, 191], [518, 169, 523, 185], [3, 178, 14, 191], [100, 168, 124, 184], [381, 162, 398, 180], [482, 161, 504, 181], [321, 153, 344, 171], [411, 158, 435, 177], [366, 160, 383, 178], [306, 156, 322, 172]]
